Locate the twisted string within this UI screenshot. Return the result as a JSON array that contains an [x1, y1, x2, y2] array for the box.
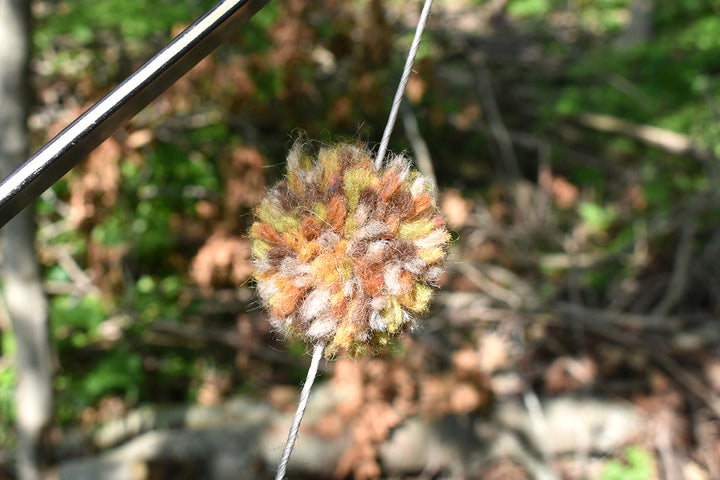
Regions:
[[274, 2, 435, 477], [274, 341, 325, 480], [375, 0, 435, 169]]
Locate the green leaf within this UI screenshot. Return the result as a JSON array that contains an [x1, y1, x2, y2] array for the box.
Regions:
[[52, 295, 107, 333], [79, 351, 143, 402], [507, 0, 551, 18], [599, 445, 656, 480], [1, 329, 16, 356], [90, 215, 129, 246], [578, 202, 617, 231], [250, 1, 279, 30], [136, 275, 156, 294]]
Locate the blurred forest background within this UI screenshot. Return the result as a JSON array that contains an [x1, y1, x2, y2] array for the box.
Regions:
[[2, 0, 720, 478]]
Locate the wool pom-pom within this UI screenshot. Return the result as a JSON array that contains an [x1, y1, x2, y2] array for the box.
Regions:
[[249, 142, 449, 356]]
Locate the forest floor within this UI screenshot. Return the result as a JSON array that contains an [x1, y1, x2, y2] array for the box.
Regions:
[[3, 0, 720, 479]]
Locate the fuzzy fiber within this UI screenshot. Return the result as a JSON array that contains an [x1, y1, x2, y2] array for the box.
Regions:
[[249, 143, 449, 356]]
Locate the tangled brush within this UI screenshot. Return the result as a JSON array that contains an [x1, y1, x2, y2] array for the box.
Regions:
[[249, 143, 449, 356]]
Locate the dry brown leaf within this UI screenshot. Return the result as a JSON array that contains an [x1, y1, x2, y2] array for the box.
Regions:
[[478, 332, 510, 373], [333, 359, 365, 418], [86, 242, 127, 294], [406, 74, 426, 105], [480, 459, 531, 480], [196, 367, 230, 406], [622, 183, 648, 210], [452, 347, 480, 377], [220, 146, 266, 220], [267, 385, 299, 412], [194, 200, 219, 220], [313, 412, 345, 439], [189, 228, 252, 295], [69, 136, 122, 229], [125, 128, 153, 149], [329, 96, 352, 126], [440, 188, 473, 229], [419, 375, 450, 419], [550, 175, 579, 209], [704, 357, 720, 393], [455, 103, 482, 131], [544, 356, 598, 393], [450, 382, 484, 414]]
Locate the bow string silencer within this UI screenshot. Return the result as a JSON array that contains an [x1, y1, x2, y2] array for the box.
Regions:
[[249, 143, 449, 357]]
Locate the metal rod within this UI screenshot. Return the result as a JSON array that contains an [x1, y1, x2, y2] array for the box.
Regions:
[[0, 0, 270, 228]]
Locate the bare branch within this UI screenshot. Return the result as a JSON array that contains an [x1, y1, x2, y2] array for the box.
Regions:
[[573, 113, 715, 162]]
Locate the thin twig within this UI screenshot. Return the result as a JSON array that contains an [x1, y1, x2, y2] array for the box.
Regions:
[[573, 113, 716, 162], [560, 306, 720, 418], [49, 246, 101, 296], [652, 218, 697, 316], [522, 389, 555, 469], [376, 0, 434, 169], [146, 319, 306, 368], [472, 58, 520, 178], [535, 137, 552, 222], [650, 352, 720, 418], [694, 411, 720, 479], [456, 262, 532, 309], [275, 341, 325, 480], [655, 411, 684, 480], [400, 100, 437, 185]]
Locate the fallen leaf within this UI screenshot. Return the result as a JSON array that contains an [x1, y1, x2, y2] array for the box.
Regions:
[[550, 175, 579, 209], [440, 189, 473, 229]]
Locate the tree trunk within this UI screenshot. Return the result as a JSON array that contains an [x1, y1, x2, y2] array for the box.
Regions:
[[618, 0, 654, 48], [0, 1, 53, 479]]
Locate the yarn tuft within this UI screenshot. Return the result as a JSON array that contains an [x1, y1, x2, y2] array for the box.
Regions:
[[250, 143, 449, 356]]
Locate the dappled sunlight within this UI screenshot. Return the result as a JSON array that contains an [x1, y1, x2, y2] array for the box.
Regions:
[[1, 0, 720, 478]]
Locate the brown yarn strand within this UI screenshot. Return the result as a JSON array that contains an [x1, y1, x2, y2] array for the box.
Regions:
[[274, 341, 325, 480]]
